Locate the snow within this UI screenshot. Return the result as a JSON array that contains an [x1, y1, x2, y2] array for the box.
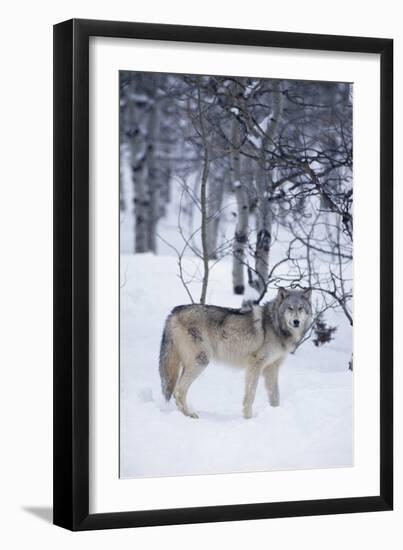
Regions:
[[120, 253, 353, 479], [119, 146, 353, 479], [243, 82, 258, 99], [242, 283, 261, 304], [248, 133, 262, 149]]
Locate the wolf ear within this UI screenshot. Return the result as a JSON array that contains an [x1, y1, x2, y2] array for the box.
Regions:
[[277, 287, 289, 301], [302, 288, 312, 300]]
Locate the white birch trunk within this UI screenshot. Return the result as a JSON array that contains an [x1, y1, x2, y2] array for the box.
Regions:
[[231, 118, 249, 295], [197, 78, 210, 305], [253, 81, 283, 293], [127, 92, 150, 253], [145, 93, 158, 253], [206, 171, 224, 259], [129, 79, 159, 253]]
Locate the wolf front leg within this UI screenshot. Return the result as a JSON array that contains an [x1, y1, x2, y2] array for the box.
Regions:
[[263, 359, 283, 407], [242, 360, 264, 419]]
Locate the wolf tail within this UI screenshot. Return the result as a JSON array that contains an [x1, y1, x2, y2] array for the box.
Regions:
[[159, 317, 181, 401]]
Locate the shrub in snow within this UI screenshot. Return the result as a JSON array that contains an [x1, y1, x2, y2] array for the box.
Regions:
[[312, 315, 337, 347]]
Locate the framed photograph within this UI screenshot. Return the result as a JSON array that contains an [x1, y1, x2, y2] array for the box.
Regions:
[[53, 19, 393, 530]]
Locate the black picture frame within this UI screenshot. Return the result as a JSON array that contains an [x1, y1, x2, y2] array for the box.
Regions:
[[53, 18, 393, 531]]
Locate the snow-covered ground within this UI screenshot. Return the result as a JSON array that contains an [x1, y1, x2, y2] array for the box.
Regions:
[[120, 253, 353, 479]]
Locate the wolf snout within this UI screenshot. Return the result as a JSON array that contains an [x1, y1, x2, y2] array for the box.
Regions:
[[293, 319, 300, 327]]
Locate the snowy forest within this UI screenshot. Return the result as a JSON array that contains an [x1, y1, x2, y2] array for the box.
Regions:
[[119, 71, 353, 478], [120, 71, 352, 349]]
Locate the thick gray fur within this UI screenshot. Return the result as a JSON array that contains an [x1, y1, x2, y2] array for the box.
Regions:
[[159, 288, 312, 419]]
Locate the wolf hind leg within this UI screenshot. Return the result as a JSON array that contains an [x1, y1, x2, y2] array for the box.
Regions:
[[174, 352, 209, 419], [263, 360, 282, 407], [242, 360, 264, 419]]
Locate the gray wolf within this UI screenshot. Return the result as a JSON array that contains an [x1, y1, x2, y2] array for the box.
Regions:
[[159, 287, 312, 419]]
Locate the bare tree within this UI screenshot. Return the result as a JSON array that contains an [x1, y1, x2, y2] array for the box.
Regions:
[[120, 71, 353, 353], [196, 78, 211, 304], [206, 167, 225, 259], [230, 87, 250, 295], [252, 80, 283, 294]]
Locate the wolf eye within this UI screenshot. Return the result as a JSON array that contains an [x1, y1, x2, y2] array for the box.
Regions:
[[287, 306, 293, 311], [298, 307, 303, 312]]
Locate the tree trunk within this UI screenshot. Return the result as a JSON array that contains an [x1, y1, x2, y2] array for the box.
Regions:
[[197, 78, 210, 305], [126, 87, 150, 253], [253, 160, 273, 294], [145, 90, 158, 253], [231, 117, 249, 295], [129, 77, 159, 254], [132, 144, 150, 253], [119, 145, 126, 212], [253, 81, 283, 293], [206, 170, 225, 259]]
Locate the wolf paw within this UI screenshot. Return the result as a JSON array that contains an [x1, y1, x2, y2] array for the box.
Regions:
[[269, 391, 280, 407], [181, 409, 199, 419]]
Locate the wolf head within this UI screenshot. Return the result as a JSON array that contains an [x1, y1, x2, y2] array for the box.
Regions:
[[276, 287, 312, 333]]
